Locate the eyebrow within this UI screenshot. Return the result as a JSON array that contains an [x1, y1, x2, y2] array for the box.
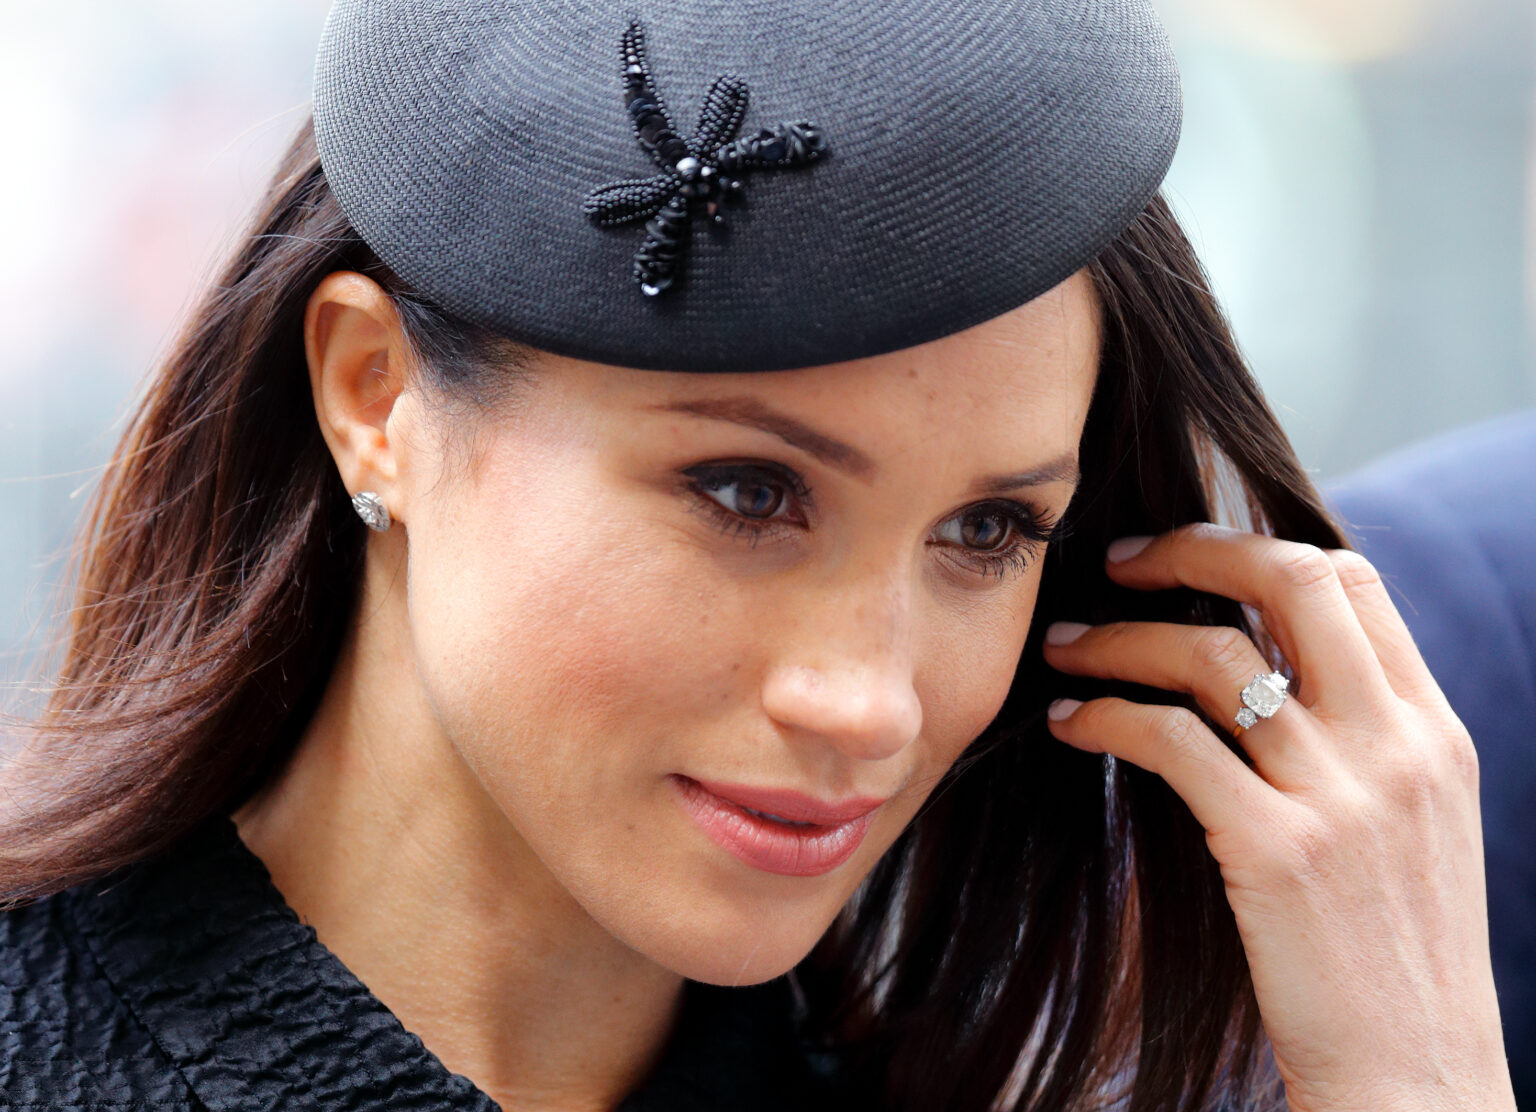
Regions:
[[649, 396, 877, 479], [967, 452, 1080, 495], [647, 395, 1079, 492]]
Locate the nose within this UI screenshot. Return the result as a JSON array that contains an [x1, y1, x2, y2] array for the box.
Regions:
[[759, 576, 924, 763]]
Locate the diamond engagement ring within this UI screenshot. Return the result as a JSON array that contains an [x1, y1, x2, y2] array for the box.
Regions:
[[1233, 672, 1289, 732]]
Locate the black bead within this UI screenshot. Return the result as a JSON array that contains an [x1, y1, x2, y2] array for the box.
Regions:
[[596, 19, 828, 297]]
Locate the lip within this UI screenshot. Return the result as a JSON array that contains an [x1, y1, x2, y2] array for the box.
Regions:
[[669, 775, 885, 877]]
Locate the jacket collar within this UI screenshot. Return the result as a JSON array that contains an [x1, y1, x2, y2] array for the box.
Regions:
[[69, 814, 828, 1111]]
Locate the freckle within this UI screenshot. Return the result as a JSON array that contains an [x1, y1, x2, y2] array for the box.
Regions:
[[731, 662, 741, 672]]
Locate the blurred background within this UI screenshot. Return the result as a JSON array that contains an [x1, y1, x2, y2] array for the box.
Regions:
[[1, 0, 1534, 668]]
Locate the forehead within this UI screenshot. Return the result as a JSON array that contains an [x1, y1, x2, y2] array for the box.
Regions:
[[535, 269, 1101, 453]]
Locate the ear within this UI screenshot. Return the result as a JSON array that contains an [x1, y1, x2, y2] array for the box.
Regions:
[[304, 272, 415, 521]]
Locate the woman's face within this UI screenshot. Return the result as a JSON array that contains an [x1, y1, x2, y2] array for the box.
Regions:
[[391, 271, 1100, 984]]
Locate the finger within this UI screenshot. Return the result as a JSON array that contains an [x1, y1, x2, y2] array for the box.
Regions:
[[1105, 524, 1393, 710], [1046, 695, 1279, 834], [1043, 619, 1320, 781], [1325, 548, 1443, 705]]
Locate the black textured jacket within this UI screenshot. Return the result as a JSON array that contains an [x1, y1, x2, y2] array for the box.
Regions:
[[0, 816, 842, 1110]]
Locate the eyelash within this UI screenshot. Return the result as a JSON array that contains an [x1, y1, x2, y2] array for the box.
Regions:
[[939, 498, 1060, 579], [681, 462, 812, 547], [680, 461, 1060, 579]]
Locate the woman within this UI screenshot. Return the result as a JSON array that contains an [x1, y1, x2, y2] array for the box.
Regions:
[[0, 1, 1517, 1110]]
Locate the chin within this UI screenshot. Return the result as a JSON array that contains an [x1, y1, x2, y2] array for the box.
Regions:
[[586, 774, 898, 986], [581, 852, 856, 987], [642, 908, 832, 987], [635, 820, 892, 985]]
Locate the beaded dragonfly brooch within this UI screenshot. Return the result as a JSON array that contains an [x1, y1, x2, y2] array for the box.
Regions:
[[583, 20, 830, 297]]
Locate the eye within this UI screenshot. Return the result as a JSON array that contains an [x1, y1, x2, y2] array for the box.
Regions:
[[681, 461, 811, 539], [707, 471, 788, 519], [933, 499, 1058, 579], [954, 507, 1012, 550]]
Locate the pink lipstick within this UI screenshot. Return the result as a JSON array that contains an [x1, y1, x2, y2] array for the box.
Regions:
[[669, 775, 884, 877]]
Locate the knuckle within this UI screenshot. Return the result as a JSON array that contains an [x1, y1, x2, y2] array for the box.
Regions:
[[1327, 548, 1383, 593], [1401, 719, 1482, 797], [1444, 726, 1481, 789], [1269, 542, 1339, 595], [1379, 740, 1442, 809], [1191, 625, 1256, 676], [1152, 705, 1208, 764], [1277, 815, 1338, 884]]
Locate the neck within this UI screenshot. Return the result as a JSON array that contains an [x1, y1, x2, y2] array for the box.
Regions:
[[232, 588, 684, 1112]]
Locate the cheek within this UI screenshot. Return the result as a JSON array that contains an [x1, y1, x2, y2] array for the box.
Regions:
[[913, 573, 1041, 776], [404, 463, 752, 807]]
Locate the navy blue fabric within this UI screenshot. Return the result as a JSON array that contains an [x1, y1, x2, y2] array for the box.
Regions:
[[1327, 409, 1536, 1107], [0, 815, 839, 1110]]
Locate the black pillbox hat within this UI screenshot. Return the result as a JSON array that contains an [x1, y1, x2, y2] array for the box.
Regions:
[[313, 1, 1182, 373]]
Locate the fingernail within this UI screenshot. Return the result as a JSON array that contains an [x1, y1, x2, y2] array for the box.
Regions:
[[1048, 698, 1082, 721], [1045, 621, 1091, 645], [1106, 535, 1152, 563]]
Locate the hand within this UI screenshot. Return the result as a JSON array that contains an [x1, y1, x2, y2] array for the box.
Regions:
[[1042, 523, 1517, 1112]]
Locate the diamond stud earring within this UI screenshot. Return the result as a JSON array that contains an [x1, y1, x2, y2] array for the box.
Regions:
[[350, 491, 392, 532]]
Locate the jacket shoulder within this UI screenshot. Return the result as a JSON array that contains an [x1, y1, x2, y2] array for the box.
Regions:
[[0, 889, 200, 1110]]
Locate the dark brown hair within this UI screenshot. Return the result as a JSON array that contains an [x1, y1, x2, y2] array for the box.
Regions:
[[1, 117, 1342, 1111]]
